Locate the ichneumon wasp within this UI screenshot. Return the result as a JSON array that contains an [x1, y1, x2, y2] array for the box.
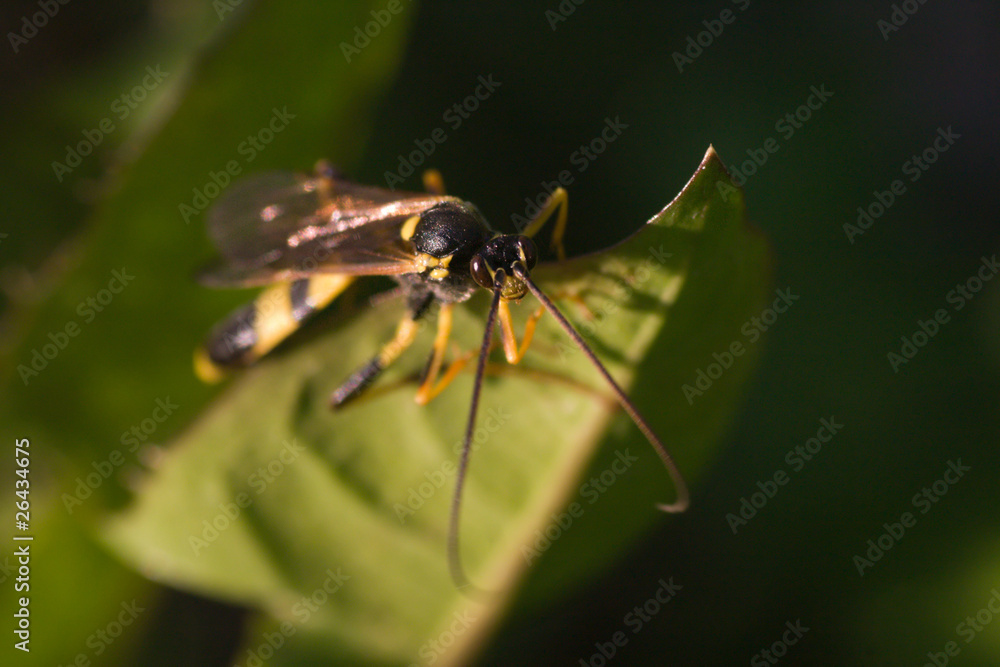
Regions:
[[195, 160, 689, 590]]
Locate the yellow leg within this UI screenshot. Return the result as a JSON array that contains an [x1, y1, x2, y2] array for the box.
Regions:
[[314, 159, 337, 179], [313, 159, 342, 205], [415, 303, 474, 405], [497, 300, 545, 364], [423, 169, 446, 196], [520, 187, 568, 261], [330, 308, 423, 408], [378, 316, 421, 368]]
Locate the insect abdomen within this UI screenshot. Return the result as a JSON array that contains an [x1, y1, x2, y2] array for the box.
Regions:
[[195, 275, 353, 382]]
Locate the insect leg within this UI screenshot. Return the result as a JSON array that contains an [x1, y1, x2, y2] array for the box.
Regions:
[[496, 298, 545, 364], [195, 274, 354, 383], [329, 292, 435, 408], [313, 159, 346, 181], [422, 169, 446, 195], [414, 303, 475, 405], [520, 187, 568, 261]]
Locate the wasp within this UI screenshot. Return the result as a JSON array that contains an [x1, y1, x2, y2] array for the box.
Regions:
[[195, 160, 689, 589]]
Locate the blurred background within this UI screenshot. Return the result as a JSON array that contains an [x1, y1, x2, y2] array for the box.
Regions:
[[2, 0, 998, 664]]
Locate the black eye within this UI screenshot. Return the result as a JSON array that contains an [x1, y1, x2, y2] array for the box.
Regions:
[[517, 237, 538, 270], [470, 254, 492, 289]]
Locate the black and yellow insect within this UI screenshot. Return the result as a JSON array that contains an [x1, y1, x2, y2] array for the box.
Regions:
[[196, 160, 688, 589]]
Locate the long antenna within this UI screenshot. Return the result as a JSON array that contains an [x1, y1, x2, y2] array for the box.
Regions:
[[448, 271, 504, 592], [514, 264, 690, 513]]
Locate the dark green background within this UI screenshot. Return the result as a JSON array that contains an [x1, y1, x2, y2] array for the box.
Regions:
[[2, 0, 998, 664]]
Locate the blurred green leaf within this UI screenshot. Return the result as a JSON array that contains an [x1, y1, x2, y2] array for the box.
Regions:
[[0, 0, 414, 503], [102, 147, 770, 664], [1, 1, 415, 663]]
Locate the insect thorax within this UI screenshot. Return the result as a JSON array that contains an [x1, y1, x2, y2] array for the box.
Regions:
[[402, 201, 494, 304]]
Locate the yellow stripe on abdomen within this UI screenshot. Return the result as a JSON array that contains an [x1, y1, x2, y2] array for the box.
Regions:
[[195, 274, 354, 383]]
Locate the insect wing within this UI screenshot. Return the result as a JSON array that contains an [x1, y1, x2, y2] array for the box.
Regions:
[[201, 171, 453, 286]]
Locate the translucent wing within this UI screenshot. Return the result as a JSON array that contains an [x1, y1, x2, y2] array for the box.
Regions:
[[200, 171, 455, 286]]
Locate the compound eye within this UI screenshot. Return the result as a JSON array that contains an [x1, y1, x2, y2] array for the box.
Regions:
[[516, 237, 538, 271], [470, 254, 493, 289]]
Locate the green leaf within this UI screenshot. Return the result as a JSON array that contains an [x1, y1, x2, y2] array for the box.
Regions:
[[102, 147, 771, 664], [0, 0, 414, 501]]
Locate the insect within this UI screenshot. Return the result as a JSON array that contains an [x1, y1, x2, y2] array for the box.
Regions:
[[195, 160, 689, 590]]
